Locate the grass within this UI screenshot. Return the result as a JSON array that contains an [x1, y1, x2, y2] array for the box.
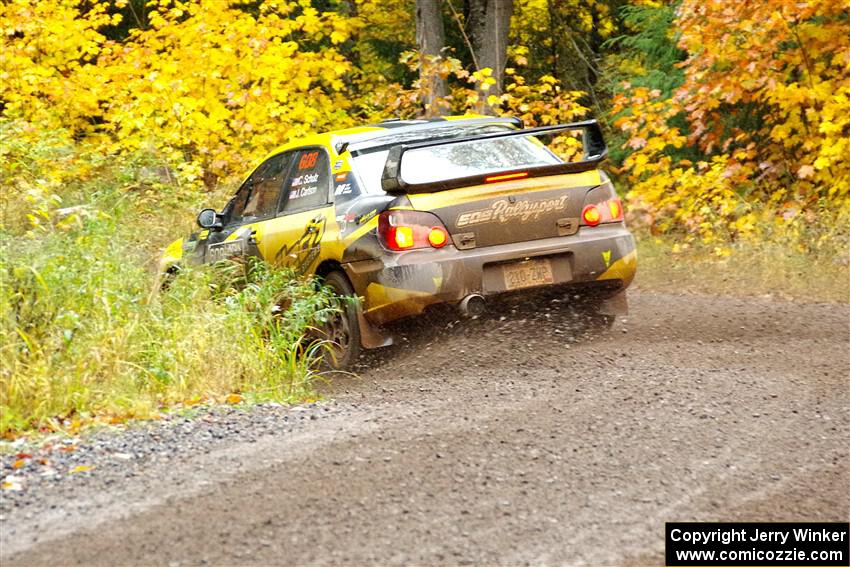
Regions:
[[0, 230, 336, 436], [635, 234, 850, 304], [0, 138, 337, 438]]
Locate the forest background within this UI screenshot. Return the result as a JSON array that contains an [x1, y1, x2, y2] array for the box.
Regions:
[[1, 0, 848, 435]]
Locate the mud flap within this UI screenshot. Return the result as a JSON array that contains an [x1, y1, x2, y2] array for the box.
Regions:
[[598, 291, 629, 316], [357, 305, 394, 349]]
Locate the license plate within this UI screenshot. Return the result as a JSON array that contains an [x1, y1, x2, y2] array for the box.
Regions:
[[207, 240, 245, 262], [502, 258, 554, 291]]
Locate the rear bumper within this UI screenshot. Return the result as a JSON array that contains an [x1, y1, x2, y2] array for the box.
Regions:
[[344, 224, 637, 326]]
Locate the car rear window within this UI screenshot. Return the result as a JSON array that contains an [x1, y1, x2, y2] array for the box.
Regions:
[[352, 136, 562, 194]]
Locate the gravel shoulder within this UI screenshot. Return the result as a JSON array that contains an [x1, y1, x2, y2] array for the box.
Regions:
[[1, 288, 848, 566]]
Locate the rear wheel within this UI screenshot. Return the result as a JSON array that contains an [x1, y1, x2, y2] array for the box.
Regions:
[[320, 271, 361, 370]]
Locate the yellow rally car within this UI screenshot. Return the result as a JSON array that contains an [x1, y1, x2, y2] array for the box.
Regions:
[[161, 115, 637, 367]]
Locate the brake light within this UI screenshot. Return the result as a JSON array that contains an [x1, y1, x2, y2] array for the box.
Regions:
[[378, 210, 452, 251], [581, 198, 624, 227], [582, 204, 601, 226], [392, 226, 414, 249], [485, 171, 529, 183]]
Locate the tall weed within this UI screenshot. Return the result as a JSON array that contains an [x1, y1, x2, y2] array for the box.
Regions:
[[0, 131, 335, 436]]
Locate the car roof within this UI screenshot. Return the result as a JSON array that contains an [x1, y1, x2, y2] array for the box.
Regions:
[[263, 115, 523, 159]]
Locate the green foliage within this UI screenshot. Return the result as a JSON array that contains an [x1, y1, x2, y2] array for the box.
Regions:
[[599, 2, 688, 164], [603, 3, 685, 97], [0, 140, 336, 436]]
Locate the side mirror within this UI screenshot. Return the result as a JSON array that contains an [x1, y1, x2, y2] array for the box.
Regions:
[[197, 208, 222, 230]]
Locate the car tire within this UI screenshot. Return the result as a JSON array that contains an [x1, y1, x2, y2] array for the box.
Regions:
[[320, 271, 361, 370]]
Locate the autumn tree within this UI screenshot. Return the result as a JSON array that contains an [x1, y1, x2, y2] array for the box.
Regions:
[[352, 0, 416, 88], [2, 0, 846, 250], [465, 0, 513, 105], [416, 0, 448, 115], [0, 0, 362, 190], [610, 0, 850, 246]]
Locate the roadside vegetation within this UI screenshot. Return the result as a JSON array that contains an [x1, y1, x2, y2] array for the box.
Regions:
[[1, 126, 336, 436], [636, 236, 848, 304], [1, 0, 847, 436]]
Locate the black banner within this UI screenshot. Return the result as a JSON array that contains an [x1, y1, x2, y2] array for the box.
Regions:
[[666, 522, 849, 566]]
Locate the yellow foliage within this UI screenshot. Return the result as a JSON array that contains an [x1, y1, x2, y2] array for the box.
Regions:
[[4, 0, 845, 253], [369, 52, 588, 129], [1, 0, 361, 190], [0, 0, 116, 135]]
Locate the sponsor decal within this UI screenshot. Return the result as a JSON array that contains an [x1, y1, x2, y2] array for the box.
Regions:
[[274, 218, 326, 274], [333, 160, 343, 171], [335, 212, 357, 230], [207, 239, 245, 262], [357, 208, 377, 224], [334, 182, 353, 196], [290, 185, 318, 199], [602, 249, 612, 267], [298, 151, 319, 170], [334, 171, 348, 182], [290, 172, 319, 187], [456, 195, 569, 228]]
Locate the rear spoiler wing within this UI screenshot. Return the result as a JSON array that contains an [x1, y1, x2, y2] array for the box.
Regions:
[[380, 119, 607, 194]]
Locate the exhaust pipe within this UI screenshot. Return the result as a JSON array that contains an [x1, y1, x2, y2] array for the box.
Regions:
[[458, 294, 486, 318]]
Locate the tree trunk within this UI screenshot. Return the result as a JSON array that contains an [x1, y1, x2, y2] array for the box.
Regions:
[[416, 0, 448, 117], [466, 0, 513, 113]]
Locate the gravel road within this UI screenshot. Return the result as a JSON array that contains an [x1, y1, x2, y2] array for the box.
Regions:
[[1, 288, 848, 566]]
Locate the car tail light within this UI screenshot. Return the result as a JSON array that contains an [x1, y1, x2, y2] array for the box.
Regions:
[[582, 204, 601, 226], [378, 210, 451, 251], [607, 198, 623, 220], [581, 198, 624, 227], [392, 226, 415, 249], [427, 226, 448, 248]]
